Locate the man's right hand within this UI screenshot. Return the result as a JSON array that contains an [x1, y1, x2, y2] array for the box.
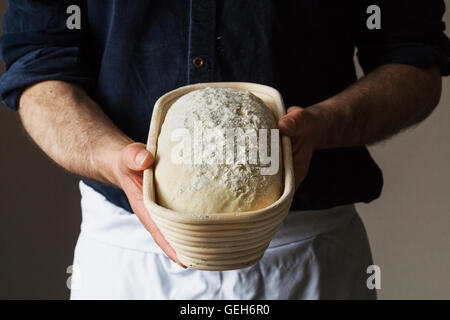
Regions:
[[111, 142, 186, 268], [19, 81, 185, 268]]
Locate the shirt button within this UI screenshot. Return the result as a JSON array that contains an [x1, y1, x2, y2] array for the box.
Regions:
[[192, 56, 205, 69]]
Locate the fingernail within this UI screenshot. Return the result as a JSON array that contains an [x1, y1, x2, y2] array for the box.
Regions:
[[284, 118, 296, 134], [176, 259, 187, 269], [135, 149, 149, 166]]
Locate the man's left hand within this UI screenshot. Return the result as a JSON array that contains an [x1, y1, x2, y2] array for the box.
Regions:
[[278, 106, 324, 190]]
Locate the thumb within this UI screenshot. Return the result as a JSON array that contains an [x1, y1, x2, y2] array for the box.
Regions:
[[278, 106, 304, 136], [119, 142, 154, 171]]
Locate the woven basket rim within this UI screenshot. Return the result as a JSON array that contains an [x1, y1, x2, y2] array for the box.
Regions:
[[143, 82, 295, 224]]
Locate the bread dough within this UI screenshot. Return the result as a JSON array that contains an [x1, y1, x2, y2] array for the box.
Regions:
[[154, 87, 282, 214]]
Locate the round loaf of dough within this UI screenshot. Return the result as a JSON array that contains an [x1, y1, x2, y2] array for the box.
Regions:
[[154, 87, 282, 214]]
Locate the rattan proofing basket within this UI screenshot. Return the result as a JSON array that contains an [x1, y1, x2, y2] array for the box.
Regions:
[[143, 82, 295, 270]]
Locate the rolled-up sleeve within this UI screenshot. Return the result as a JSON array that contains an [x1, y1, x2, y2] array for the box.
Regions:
[[0, 0, 93, 110], [355, 0, 450, 75]]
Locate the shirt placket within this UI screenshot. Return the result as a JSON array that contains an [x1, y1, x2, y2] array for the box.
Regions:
[[187, 0, 217, 84]]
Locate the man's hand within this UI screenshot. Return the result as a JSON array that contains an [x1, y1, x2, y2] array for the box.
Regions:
[[278, 65, 442, 188], [110, 142, 186, 268], [278, 107, 323, 190], [18, 81, 185, 268]]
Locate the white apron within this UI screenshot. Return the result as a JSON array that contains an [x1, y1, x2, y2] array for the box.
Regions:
[[70, 181, 376, 300]]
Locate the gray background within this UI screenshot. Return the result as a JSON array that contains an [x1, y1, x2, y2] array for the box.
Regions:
[[0, 1, 449, 299]]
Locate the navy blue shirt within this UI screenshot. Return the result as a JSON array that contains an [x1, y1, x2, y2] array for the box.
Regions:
[[1, 0, 449, 212]]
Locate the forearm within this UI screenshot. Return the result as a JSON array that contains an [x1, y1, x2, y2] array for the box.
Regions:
[[18, 80, 132, 185], [311, 64, 442, 149]]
